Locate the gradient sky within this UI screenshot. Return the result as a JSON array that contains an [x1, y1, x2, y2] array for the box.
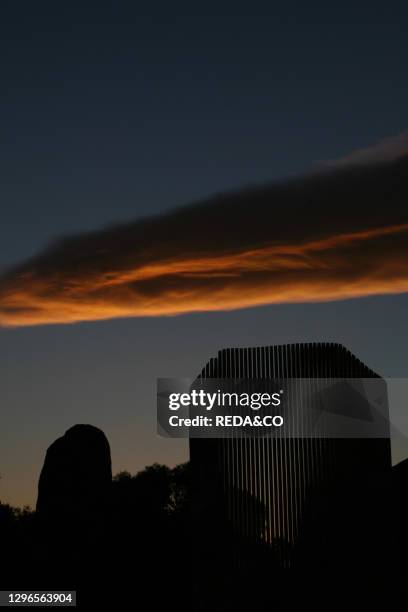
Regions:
[[1, 2, 408, 507]]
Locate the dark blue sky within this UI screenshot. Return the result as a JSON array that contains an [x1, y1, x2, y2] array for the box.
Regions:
[[0, 1, 407, 506]]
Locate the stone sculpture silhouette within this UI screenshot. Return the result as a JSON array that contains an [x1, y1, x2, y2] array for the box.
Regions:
[[36, 424, 112, 524]]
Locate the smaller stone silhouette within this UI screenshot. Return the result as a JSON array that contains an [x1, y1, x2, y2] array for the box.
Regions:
[[36, 424, 112, 524]]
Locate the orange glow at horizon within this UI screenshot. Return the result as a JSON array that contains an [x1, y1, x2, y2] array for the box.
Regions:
[[0, 221, 407, 327]]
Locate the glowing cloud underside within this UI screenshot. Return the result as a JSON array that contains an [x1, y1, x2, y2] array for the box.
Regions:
[[0, 151, 407, 326]]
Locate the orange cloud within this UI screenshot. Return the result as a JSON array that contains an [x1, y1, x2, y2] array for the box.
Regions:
[[0, 153, 407, 326]]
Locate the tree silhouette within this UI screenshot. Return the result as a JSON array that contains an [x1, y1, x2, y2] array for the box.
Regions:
[[0, 426, 403, 610]]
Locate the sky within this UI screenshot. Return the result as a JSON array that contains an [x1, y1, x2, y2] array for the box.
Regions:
[[0, 1, 407, 507]]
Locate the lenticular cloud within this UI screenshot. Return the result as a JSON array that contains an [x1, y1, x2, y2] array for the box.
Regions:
[[0, 145, 407, 326]]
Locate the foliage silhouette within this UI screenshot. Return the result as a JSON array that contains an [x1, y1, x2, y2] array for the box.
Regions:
[[0, 426, 404, 610]]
